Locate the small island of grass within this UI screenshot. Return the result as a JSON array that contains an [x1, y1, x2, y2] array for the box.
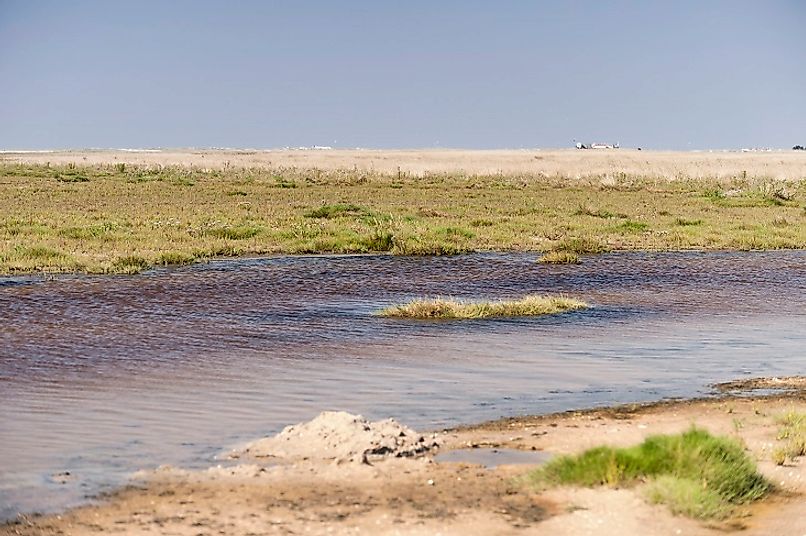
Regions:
[[537, 250, 581, 264], [377, 294, 587, 319]]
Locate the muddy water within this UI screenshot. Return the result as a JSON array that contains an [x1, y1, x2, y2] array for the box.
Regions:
[[1, 251, 805, 519]]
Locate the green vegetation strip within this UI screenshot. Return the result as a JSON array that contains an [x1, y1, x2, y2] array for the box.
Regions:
[[377, 295, 587, 319], [529, 428, 769, 519], [1, 163, 805, 274]]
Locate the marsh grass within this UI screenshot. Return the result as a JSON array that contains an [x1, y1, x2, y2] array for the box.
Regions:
[[529, 428, 769, 520], [156, 251, 197, 266], [200, 224, 262, 240], [552, 236, 609, 254], [1, 163, 805, 274], [112, 255, 150, 274], [304, 203, 371, 219], [616, 220, 649, 232], [772, 412, 806, 465], [377, 294, 587, 319], [538, 251, 581, 264], [574, 206, 626, 219]]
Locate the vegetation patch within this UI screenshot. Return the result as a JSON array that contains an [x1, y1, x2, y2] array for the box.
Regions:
[[675, 217, 703, 227], [772, 411, 806, 465], [1, 163, 805, 274], [530, 428, 769, 519], [390, 235, 468, 256], [200, 224, 262, 240], [14, 245, 66, 261], [616, 220, 649, 232], [377, 294, 587, 319], [112, 255, 151, 274], [553, 236, 608, 254], [273, 176, 297, 188], [304, 203, 371, 219], [574, 206, 625, 219], [538, 250, 581, 264], [56, 173, 89, 183], [59, 222, 120, 240], [156, 251, 197, 266]]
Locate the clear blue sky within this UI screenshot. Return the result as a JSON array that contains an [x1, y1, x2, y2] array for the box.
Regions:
[[1, 1, 804, 150]]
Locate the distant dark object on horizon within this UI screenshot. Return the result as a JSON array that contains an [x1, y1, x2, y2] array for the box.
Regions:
[[574, 140, 620, 150], [794, 145, 805, 151]]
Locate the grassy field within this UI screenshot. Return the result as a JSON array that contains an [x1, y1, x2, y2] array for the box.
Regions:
[[1, 162, 805, 274]]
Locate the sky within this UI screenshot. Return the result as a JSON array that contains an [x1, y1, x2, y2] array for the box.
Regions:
[[1, 1, 804, 150]]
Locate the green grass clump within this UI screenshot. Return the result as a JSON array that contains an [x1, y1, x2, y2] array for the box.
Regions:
[[112, 255, 151, 274], [201, 224, 262, 240], [530, 428, 769, 519], [617, 219, 649, 232], [772, 411, 806, 465], [675, 217, 703, 227], [377, 294, 587, 319], [15, 245, 66, 260], [538, 250, 581, 264], [304, 203, 370, 219], [574, 206, 620, 219], [156, 251, 197, 266]]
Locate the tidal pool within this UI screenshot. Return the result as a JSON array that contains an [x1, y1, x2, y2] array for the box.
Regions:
[[1, 251, 804, 519]]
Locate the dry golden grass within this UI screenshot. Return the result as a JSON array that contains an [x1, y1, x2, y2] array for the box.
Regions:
[[772, 411, 806, 465], [377, 295, 587, 319]]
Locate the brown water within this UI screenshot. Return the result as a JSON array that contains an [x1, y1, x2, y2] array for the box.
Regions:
[[1, 251, 805, 519]]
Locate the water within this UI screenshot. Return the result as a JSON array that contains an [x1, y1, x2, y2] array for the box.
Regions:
[[1, 251, 804, 519]]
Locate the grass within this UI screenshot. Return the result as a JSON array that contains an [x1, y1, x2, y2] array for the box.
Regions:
[[538, 250, 581, 264], [304, 203, 371, 219], [529, 428, 769, 520], [0, 162, 805, 273], [772, 411, 806, 465], [377, 294, 587, 319]]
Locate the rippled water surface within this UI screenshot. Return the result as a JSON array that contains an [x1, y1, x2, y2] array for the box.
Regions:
[[1, 251, 805, 519]]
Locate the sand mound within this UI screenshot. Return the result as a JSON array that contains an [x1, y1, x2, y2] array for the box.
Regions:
[[233, 411, 440, 464]]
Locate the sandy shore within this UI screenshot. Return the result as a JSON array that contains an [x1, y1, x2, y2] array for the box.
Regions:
[[4, 379, 804, 536], [3, 148, 806, 180]]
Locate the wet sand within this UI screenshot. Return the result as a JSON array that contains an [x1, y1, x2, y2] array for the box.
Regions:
[[4, 379, 804, 536], [4, 148, 806, 180]]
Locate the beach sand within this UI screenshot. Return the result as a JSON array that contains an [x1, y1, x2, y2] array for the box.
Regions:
[[4, 379, 804, 536], [4, 148, 806, 181]]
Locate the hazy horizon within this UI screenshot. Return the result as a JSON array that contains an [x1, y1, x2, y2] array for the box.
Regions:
[[2, 1, 805, 151]]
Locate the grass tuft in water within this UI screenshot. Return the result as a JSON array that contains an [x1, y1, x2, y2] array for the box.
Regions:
[[538, 251, 581, 264], [377, 294, 587, 319], [156, 251, 197, 266], [529, 428, 769, 519]]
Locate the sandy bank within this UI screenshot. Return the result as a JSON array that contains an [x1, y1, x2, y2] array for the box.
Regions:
[[4, 148, 806, 180], [3, 379, 805, 535]]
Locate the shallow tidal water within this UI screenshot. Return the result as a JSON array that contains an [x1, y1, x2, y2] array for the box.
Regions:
[[1, 251, 805, 519]]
